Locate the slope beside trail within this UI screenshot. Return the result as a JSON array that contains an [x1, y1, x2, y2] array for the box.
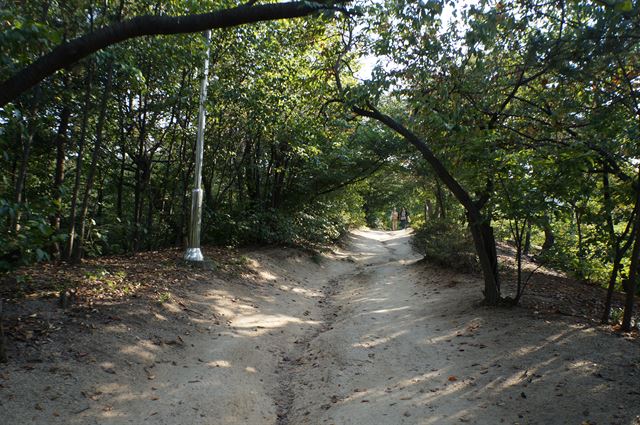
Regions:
[[1, 229, 639, 425]]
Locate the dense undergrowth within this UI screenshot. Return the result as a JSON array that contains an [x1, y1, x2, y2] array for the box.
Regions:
[[0, 196, 364, 272]]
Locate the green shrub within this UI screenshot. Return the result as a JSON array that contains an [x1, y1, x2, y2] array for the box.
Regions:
[[0, 199, 63, 272], [610, 307, 624, 325], [411, 217, 478, 272], [201, 200, 355, 249]]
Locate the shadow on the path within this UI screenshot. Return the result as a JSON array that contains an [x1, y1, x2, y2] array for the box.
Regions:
[[311, 230, 640, 424], [2, 229, 638, 425]]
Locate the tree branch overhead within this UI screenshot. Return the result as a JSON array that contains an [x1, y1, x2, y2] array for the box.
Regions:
[[0, 1, 350, 107]]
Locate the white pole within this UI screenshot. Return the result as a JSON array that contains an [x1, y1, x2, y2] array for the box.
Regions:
[[184, 30, 211, 262]]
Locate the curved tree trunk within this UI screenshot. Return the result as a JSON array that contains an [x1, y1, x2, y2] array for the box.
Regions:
[[353, 104, 501, 305]]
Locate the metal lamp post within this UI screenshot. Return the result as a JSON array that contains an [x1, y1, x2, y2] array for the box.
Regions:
[[184, 30, 211, 263]]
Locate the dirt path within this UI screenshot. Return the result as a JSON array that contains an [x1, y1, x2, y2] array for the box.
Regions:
[[1, 229, 640, 424]]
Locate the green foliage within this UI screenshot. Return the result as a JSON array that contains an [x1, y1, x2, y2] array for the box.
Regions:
[[610, 307, 624, 325], [0, 0, 384, 270], [202, 195, 362, 248], [0, 199, 62, 271], [354, 0, 640, 303], [411, 217, 478, 273], [157, 291, 172, 304]]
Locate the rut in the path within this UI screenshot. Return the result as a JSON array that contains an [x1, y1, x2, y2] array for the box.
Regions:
[[274, 239, 399, 424], [274, 270, 350, 425], [274, 236, 399, 424]]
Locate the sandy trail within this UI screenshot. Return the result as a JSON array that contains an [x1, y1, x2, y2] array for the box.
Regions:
[[285, 230, 640, 425], [1, 229, 640, 424]]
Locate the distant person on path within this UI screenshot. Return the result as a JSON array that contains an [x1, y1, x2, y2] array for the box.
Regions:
[[399, 207, 410, 229], [390, 207, 399, 231]]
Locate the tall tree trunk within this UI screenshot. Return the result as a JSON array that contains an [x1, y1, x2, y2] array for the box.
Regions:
[[622, 230, 640, 332], [602, 170, 621, 323], [132, 159, 143, 251], [67, 65, 93, 260], [116, 144, 126, 219], [146, 184, 155, 249], [51, 100, 71, 258], [523, 221, 532, 255], [602, 218, 636, 323], [11, 6, 47, 232], [12, 131, 28, 233], [0, 300, 7, 363], [178, 167, 191, 246], [13, 132, 32, 214], [131, 92, 149, 252], [73, 61, 114, 262], [622, 171, 640, 331], [133, 156, 151, 251], [574, 204, 585, 278], [115, 100, 128, 220], [435, 177, 446, 219], [603, 260, 623, 323], [469, 217, 501, 305], [95, 170, 104, 220], [13, 89, 41, 233]]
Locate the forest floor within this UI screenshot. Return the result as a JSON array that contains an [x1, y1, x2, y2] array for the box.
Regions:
[[1, 229, 640, 425]]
